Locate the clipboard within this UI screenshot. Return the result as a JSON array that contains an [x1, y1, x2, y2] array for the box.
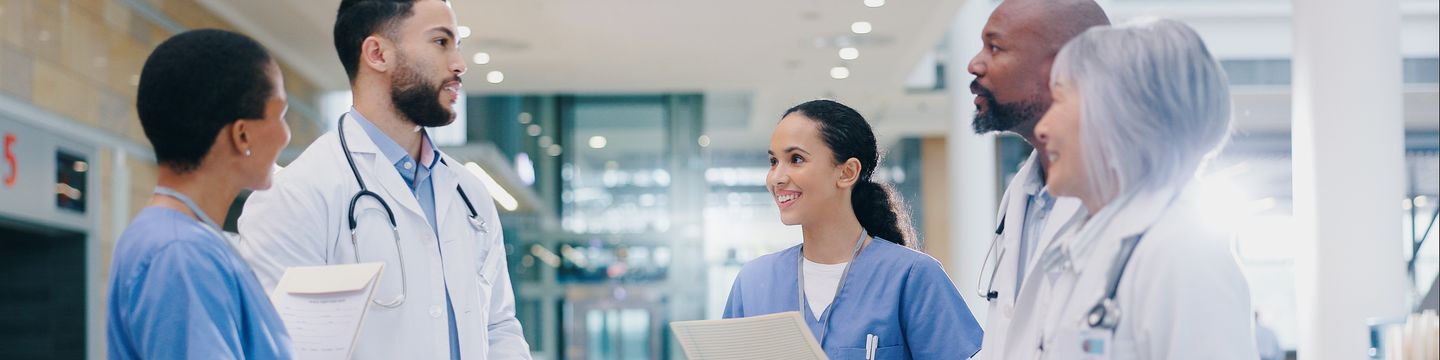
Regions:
[[670, 311, 829, 360], [269, 262, 384, 360]]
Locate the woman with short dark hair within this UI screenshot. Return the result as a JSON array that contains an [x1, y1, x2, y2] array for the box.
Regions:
[[106, 29, 293, 359]]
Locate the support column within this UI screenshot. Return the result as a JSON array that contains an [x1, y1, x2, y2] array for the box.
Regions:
[[946, 0, 998, 323], [1291, 0, 1409, 358]]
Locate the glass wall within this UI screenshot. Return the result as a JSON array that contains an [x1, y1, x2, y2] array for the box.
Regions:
[[465, 93, 930, 359]]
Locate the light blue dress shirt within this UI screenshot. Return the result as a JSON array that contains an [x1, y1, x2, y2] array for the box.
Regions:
[[350, 109, 462, 359], [107, 207, 292, 359], [1016, 163, 1056, 291]]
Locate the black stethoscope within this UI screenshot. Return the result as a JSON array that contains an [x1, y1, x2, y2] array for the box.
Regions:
[[1085, 232, 1145, 330], [977, 214, 1005, 302], [979, 198, 1147, 332], [336, 114, 488, 308]]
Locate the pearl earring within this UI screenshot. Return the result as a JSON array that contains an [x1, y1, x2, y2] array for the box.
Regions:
[[244, 149, 252, 157]]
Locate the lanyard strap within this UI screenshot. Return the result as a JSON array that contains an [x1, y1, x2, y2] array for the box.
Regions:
[[154, 186, 226, 240], [797, 229, 869, 345]]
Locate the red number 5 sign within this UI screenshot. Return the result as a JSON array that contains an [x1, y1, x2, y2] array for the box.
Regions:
[[3, 132, 15, 188]]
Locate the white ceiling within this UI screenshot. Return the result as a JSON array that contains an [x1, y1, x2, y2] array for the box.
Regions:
[[199, 0, 968, 148]]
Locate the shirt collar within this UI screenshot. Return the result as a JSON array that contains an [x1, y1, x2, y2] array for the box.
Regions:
[[1022, 152, 1048, 198], [348, 108, 440, 169]]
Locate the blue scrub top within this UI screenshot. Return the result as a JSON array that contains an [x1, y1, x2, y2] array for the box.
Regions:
[[724, 238, 983, 359], [107, 207, 292, 359]]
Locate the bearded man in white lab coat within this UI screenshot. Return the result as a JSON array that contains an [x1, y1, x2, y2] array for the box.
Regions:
[[963, 0, 1109, 358], [237, 0, 530, 358]]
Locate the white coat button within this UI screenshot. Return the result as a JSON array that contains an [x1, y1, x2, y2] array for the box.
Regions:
[[1004, 304, 1015, 318], [429, 305, 443, 318], [404, 161, 414, 170]]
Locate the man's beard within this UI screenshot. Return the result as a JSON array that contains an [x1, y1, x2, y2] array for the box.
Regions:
[[971, 80, 1047, 134], [390, 57, 458, 128]]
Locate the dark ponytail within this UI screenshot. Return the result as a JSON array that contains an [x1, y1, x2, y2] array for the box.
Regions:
[[782, 100, 915, 247]]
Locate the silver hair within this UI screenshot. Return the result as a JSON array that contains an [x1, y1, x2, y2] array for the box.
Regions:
[[1051, 17, 1232, 205]]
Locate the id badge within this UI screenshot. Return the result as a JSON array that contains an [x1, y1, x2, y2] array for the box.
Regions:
[[1046, 328, 1112, 359]]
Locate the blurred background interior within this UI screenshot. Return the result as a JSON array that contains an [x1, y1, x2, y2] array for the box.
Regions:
[[0, 0, 1436, 359]]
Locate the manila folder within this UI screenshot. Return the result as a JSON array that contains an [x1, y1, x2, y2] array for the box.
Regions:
[[669, 311, 828, 360], [270, 262, 384, 360]]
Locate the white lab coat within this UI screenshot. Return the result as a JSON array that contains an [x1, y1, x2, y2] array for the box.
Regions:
[[1001, 184, 1258, 359], [237, 114, 531, 359], [975, 152, 1082, 360]]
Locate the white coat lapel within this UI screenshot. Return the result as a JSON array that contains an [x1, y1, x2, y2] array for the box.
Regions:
[[1028, 197, 1083, 279], [432, 156, 459, 240], [998, 178, 1029, 305]]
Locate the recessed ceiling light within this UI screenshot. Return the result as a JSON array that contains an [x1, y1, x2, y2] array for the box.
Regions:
[[830, 66, 851, 79], [864, 0, 885, 7], [458, 26, 472, 39], [589, 136, 608, 149], [851, 21, 873, 34], [839, 47, 860, 60], [472, 52, 491, 65], [487, 70, 504, 84]]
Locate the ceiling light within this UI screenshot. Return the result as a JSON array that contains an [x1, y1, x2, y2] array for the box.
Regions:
[[486, 70, 504, 84], [839, 47, 859, 60], [547, 144, 563, 157], [464, 162, 519, 211], [851, 21, 873, 34], [697, 135, 711, 148], [830, 66, 851, 79], [864, 0, 885, 7], [589, 136, 608, 149], [472, 52, 490, 65], [458, 26, 472, 39], [527, 124, 542, 136]]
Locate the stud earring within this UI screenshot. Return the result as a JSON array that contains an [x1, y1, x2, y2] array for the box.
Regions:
[[244, 149, 252, 157]]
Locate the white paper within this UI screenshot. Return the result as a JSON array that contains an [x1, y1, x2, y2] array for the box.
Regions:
[[270, 263, 384, 360], [670, 311, 829, 360]]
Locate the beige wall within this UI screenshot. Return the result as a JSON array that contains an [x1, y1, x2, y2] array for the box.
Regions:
[[920, 137, 955, 274], [1, 0, 328, 243], [0, 2, 328, 354]]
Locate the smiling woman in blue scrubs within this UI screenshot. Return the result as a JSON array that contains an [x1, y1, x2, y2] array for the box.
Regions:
[[107, 29, 292, 359], [724, 100, 983, 359]]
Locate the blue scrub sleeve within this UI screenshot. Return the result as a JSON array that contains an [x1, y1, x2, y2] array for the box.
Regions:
[[900, 258, 983, 358], [722, 274, 744, 318], [129, 242, 245, 360]]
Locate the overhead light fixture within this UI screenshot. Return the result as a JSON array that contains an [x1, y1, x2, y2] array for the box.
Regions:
[[472, 52, 490, 65], [851, 21, 873, 34], [839, 47, 859, 60], [589, 136, 608, 149], [697, 135, 711, 148], [486, 70, 504, 84], [464, 162, 519, 211], [864, 0, 885, 7], [527, 124, 542, 136], [547, 144, 563, 157], [830, 66, 851, 79], [458, 26, 472, 39]]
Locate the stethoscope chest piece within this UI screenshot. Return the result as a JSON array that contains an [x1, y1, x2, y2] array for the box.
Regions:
[[1087, 297, 1120, 330], [469, 216, 487, 234]]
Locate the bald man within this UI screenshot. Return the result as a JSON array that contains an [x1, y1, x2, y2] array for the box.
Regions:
[[966, 0, 1108, 358]]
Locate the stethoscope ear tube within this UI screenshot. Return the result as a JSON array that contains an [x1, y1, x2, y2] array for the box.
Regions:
[[349, 190, 398, 230]]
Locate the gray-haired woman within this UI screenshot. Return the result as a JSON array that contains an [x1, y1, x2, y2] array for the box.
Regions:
[[1001, 18, 1258, 359]]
